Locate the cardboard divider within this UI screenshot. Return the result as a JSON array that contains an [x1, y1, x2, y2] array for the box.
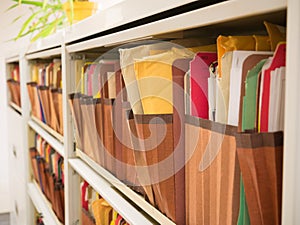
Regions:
[[7, 79, 21, 107], [236, 131, 283, 225], [185, 115, 240, 225]]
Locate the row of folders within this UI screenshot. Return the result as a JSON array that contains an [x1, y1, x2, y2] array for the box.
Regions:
[[19, 21, 284, 224], [27, 59, 63, 135], [7, 63, 21, 107], [29, 134, 65, 223]]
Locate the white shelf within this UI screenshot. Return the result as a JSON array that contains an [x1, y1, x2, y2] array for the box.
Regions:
[[66, 0, 286, 53], [28, 118, 64, 157], [69, 158, 156, 225], [26, 47, 62, 60], [65, 0, 198, 43], [76, 150, 175, 225], [27, 181, 62, 225], [27, 31, 63, 55], [31, 116, 64, 143], [5, 55, 19, 63], [9, 102, 22, 114]]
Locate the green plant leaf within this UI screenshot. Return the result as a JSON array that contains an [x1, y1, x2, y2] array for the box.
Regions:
[[11, 15, 24, 24], [12, 0, 43, 7], [31, 16, 63, 42], [28, 11, 50, 31], [42, 0, 48, 9], [68, 0, 74, 24], [16, 10, 42, 39], [13, 24, 46, 40], [5, 3, 19, 12]]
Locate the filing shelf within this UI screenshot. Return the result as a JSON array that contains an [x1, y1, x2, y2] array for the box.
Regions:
[[27, 181, 62, 225], [28, 118, 64, 157], [76, 149, 175, 225], [64, 0, 198, 43], [4, 0, 300, 224]]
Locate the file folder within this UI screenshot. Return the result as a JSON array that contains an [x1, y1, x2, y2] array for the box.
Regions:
[[268, 67, 285, 131], [217, 36, 256, 77], [190, 52, 217, 119], [134, 48, 194, 114], [259, 43, 286, 132], [172, 58, 191, 225], [227, 51, 272, 126], [242, 59, 269, 131], [69, 93, 83, 149], [37, 86, 51, 124], [238, 54, 272, 131]]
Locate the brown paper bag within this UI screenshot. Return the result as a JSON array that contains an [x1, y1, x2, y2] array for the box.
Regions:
[[236, 131, 283, 225]]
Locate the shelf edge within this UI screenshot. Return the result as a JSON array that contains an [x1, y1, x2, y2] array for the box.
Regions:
[[27, 182, 63, 225], [28, 119, 65, 157]]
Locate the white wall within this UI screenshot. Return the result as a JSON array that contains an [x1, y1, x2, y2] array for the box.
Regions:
[[0, 0, 30, 213], [0, 0, 31, 57], [0, 56, 10, 213]]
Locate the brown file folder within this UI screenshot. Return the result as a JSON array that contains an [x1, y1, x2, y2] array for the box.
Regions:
[[29, 148, 39, 183], [80, 96, 97, 160], [7, 79, 21, 107], [57, 89, 63, 135], [102, 99, 116, 175], [69, 93, 83, 149], [49, 88, 60, 131], [37, 86, 51, 125]]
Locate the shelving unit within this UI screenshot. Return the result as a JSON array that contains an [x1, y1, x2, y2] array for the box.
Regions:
[[4, 0, 300, 224]]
